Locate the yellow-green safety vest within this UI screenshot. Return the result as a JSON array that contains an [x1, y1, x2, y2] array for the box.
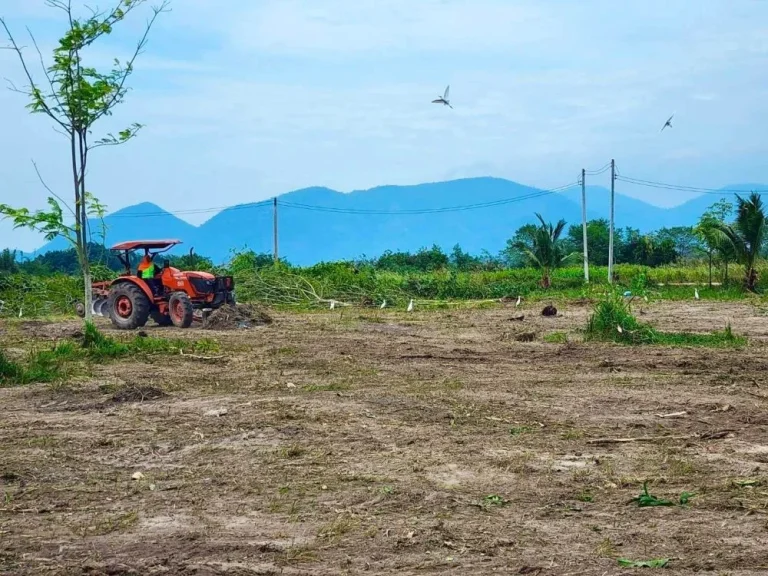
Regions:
[[140, 264, 155, 279]]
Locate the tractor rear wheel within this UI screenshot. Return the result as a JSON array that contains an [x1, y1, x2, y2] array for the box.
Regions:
[[107, 283, 150, 330], [150, 309, 173, 326], [169, 292, 194, 328]]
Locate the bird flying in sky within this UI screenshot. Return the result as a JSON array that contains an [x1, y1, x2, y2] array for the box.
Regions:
[[661, 114, 674, 132], [432, 85, 452, 109]]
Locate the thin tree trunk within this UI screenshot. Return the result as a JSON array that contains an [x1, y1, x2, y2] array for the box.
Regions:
[[70, 128, 91, 322], [708, 250, 712, 288]]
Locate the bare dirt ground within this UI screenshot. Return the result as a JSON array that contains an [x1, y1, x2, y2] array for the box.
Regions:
[[2, 301, 768, 575]]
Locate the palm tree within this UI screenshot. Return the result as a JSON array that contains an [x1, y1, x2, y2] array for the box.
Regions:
[[711, 192, 766, 292], [513, 213, 572, 288]]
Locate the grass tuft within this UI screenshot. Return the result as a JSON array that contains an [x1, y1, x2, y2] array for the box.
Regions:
[[585, 291, 745, 347]]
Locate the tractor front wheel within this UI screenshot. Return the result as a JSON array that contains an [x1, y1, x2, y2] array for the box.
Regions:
[[107, 283, 150, 330], [169, 292, 194, 328]]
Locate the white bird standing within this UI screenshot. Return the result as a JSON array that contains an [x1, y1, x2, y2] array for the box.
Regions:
[[407, 299, 414, 312], [694, 288, 699, 300], [515, 296, 521, 307], [661, 114, 674, 132], [18, 307, 22, 318], [380, 300, 386, 309], [431, 85, 452, 109], [330, 300, 336, 310], [617, 325, 623, 334]]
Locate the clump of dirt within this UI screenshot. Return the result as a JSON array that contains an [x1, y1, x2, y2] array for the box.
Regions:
[[111, 385, 166, 403], [541, 305, 558, 317], [515, 331, 536, 342], [203, 303, 273, 330]]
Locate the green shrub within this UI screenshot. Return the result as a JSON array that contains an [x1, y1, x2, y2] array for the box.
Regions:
[[585, 291, 745, 347]]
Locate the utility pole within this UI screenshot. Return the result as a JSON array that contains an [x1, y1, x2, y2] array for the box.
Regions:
[[273, 197, 279, 263], [608, 159, 615, 284], [581, 168, 589, 283]]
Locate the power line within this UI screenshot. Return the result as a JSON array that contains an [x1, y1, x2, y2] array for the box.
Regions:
[[615, 174, 768, 195], [102, 183, 579, 219], [584, 161, 612, 176]]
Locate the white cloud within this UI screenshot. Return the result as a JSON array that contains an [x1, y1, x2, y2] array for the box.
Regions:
[[226, 0, 554, 55]]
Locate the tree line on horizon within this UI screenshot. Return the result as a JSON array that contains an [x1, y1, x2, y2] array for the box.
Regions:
[[3, 194, 766, 291]]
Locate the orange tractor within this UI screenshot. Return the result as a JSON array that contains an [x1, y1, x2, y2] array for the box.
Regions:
[[76, 239, 235, 329]]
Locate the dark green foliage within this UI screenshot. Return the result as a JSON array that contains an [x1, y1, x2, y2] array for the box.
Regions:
[[563, 220, 678, 268], [0, 249, 19, 273], [17, 243, 124, 276], [168, 253, 215, 272], [375, 245, 450, 272], [510, 214, 572, 288], [711, 192, 767, 291], [566, 219, 611, 265]]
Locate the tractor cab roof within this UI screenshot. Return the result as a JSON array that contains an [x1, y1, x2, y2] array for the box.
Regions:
[[109, 239, 182, 252]]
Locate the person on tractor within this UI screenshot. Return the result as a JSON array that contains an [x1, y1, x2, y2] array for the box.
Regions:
[[137, 251, 161, 295], [137, 252, 156, 279]]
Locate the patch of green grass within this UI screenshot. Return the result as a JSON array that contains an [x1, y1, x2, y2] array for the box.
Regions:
[[1, 346, 67, 386], [0, 323, 220, 386], [585, 291, 745, 347], [482, 494, 509, 508], [0, 350, 33, 386], [575, 489, 594, 502], [543, 331, 569, 344], [617, 558, 669, 568], [509, 426, 533, 436]]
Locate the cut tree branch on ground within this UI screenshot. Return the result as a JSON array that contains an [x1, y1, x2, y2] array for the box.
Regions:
[[179, 350, 225, 361], [587, 431, 732, 444]]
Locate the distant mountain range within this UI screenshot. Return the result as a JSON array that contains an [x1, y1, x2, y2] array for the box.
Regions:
[[17, 177, 768, 266]]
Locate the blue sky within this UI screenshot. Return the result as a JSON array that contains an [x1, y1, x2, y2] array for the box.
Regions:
[[2, 0, 768, 251]]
